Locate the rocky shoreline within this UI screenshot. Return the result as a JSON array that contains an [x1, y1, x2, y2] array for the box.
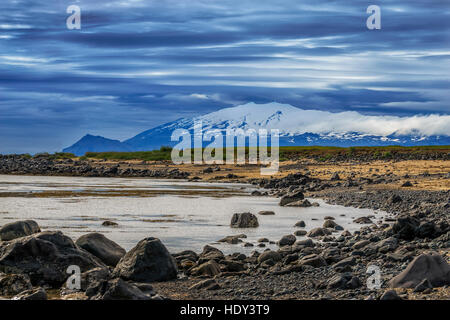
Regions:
[[0, 169, 448, 300], [0, 154, 190, 179]]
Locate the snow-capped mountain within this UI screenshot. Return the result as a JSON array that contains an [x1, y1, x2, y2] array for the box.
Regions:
[[63, 102, 450, 155]]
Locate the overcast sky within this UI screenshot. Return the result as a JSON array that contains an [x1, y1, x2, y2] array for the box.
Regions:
[[0, 0, 449, 153]]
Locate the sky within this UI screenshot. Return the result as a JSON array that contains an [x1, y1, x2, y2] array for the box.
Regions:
[[0, 0, 449, 154]]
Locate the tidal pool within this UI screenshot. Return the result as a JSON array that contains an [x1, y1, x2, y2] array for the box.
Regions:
[[0, 175, 391, 254]]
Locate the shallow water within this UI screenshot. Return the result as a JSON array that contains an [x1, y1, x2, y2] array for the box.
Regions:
[[0, 175, 390, 254]]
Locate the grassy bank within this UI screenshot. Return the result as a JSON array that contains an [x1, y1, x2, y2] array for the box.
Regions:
[[26, 145, 448, 162]]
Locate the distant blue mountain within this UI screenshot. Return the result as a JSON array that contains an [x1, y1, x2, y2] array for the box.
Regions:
[[63, 134, 132, 155], [63, 103, 450, 155]]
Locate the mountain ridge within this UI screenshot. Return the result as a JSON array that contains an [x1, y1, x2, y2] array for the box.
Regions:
[[63, 102, 450, 156]]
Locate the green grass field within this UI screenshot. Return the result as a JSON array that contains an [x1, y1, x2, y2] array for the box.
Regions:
[[27, 145, 450, 162]]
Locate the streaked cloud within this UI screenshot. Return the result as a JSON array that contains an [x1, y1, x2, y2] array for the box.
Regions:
[[0, 0, 448, 153]]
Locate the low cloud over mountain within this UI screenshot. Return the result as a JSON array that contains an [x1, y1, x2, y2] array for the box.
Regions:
[[64, 102, 450, 155]]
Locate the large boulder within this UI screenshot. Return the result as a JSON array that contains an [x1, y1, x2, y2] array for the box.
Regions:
[[0, 220, 40, 241], [230, 212, 259, 228], [277, 234, 296, 246], [113, 237, 177, 283], [389, 252, 450, 288], [0, 231, 105, 286], [279, 191, 304, 206], [76, 233, 126, 267]]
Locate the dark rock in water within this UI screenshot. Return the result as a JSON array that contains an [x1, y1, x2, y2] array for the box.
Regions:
[[257, 251, 281, 264], [113, 237, 177, 283], [306, 227, 331, 237], [258, 210, 275, 215], [0, 220, 40, 241], [294, 230, 307, 236], [87, 278, 150, 300], [353, 216, 373, 224], [380, 290, 401, 300], [102, 220, 118, 227], [230, 212, 259, 228], [0, 231, 105, 286], [277, 234, 296, 246], [218, 234, 246, 244], [294, 220, 306, 228], [12, 287, 47, 300], [285, 199, 313, 207], [76, 233, 126, 267], [389, 252, 450, 288], [190, 260, 221, 277], [279, 191, 304, 206], [323, 220, 338, 229], [0, 273, 32, 296]]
